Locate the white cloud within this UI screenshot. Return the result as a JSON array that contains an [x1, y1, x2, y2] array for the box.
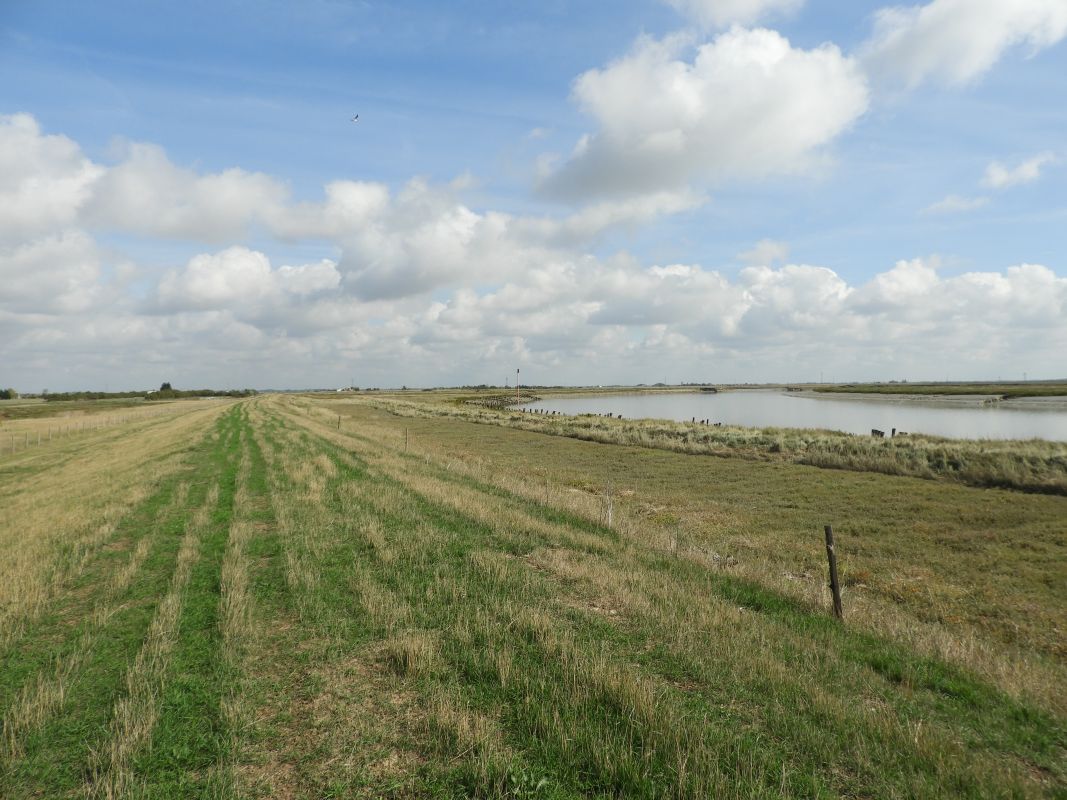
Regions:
[[982, 153, 1057, 188], [300, 180, 705, 300], [87, 142, 289, 241], [5, 237, 1066, 388], [2, 114, 1065, 389], [664, 0, 803, 28], [737, 264, 851, 335], [158, 247, 277, 310], [517, 190, 706, 247], [849, 257, 941, 312], [0, 114, 103, 241], [864, 0, 1067, 87], [157, 246, 340, 313], [541, 28, 869, 200], [0, 231, 106, 314], [269, 180, 390, 240], [738, 239, 789, 265], [276, 260, 343, 296], [924, 194, 989, 214]]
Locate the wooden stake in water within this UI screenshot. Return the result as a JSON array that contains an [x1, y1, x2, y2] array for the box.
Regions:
[[824, 524, 843, 620]]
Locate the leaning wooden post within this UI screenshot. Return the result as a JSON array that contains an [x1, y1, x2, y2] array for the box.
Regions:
[[824, 525, 843, 620]]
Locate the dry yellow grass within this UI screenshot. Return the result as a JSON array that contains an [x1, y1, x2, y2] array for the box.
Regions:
[[289, 395, 1067, 717], [5, 394, 1062, 797], [0, 402, 232, 651]]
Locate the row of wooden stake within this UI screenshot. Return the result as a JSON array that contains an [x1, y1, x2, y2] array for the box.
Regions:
[[0, 415, 141, 456]]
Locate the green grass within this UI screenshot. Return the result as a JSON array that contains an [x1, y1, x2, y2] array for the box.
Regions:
[[0, 417, 229, 796], [2, 396, 1064, 798], [357, 394, 1067, 496]]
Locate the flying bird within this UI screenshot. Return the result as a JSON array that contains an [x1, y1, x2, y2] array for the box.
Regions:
[[351, 114, 359, 122]]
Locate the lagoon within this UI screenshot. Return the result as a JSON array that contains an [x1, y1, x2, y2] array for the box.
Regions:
[[521, 391, 1067, 442]]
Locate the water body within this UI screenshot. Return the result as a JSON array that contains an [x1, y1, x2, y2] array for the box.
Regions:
[[521, 391, 1067, 442]]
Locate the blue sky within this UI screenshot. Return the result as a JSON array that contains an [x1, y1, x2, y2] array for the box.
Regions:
[[2, 0, 1066, 389]]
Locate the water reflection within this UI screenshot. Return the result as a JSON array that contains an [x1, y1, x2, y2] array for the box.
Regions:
[[520, 391, 1067, 442]]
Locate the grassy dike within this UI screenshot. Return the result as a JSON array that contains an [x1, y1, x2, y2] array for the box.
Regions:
[[363, 394, 1067, 496], [1, 396, 1064, 797]]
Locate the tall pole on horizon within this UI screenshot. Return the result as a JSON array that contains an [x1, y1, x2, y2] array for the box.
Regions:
[[516, 368, 520, 405]]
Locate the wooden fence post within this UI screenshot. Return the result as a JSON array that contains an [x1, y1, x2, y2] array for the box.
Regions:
[[824, 525, 843, 620]]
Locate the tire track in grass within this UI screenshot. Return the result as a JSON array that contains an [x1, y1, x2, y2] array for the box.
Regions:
[[232, 405, 465, 798], [286, 403, 1064, 797], [121, 407, 244, 797], [276, 401, 815, 795], [273, 400, 753, 794], [0, 437, 233, 799], [212, 412, 281, 797], [82, 479, 220, 800], [385, 454, 1065, 796], [0, 485, 186, 762], [254, 407, 643, 793], [0, 404, 231, 654], [0, 472, 192, 733]]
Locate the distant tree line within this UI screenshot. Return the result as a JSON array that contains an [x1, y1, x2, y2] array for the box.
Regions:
[[0, 388, 18, 400], [39, 383, 256, 402], [146, 387, 256, 401]]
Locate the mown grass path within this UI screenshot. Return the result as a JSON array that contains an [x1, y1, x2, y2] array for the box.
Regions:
[[1, 398, 1064, 798]]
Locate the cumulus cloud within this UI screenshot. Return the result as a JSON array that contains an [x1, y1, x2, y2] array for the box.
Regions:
[[156, 246, 340, 314], [0, 114, 103, 241], [982, 153, 1057, 188], [2, 114, 1065, 389], [332, 178, 528, 300], [863, 0, 1067, 87], [268, 179, 390, 240], [283, 179, 705, 301], [86, 142, 289, 241], [0, 230, 107, 314], [0, 116, 295, 244], [540, 28, 869, 200], [736, 264, 851, 336], [516, 190, 707, 247], [849, 257, 940, 312], [5, 236, 1066, 388], [738, 239, 789, 265], [664, 0, 803, 28], [924, 194, 989, 214], [394, 255, 1066, 385]]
